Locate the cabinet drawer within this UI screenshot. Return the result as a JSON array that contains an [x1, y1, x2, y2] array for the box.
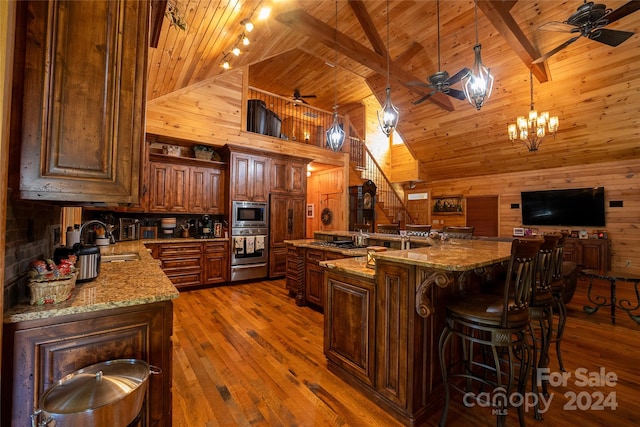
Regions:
[[158, 243, 202, 258], [166, 272, 202, 287], [160, 257, 201, 270], [306, 249, 325, 263], [204, 241, 228, 253]]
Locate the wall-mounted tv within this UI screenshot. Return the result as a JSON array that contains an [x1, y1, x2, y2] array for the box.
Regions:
[[521, 187, 605, 227]]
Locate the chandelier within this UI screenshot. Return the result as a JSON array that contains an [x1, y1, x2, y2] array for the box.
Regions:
[[377, 0, 399, 136], [508, 71, 558, 152], [326, 0, 345, 152], [462, 0, 493, 110]]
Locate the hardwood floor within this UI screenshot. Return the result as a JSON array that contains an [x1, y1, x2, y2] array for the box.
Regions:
[[171, 276, 640, 426]]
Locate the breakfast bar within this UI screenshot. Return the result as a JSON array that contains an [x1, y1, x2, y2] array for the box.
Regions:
[[320, 239, 513, 426]]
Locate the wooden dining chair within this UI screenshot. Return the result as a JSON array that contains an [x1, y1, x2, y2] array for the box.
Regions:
[[442, 226, 474, 239], [377, 223, 400, 234]]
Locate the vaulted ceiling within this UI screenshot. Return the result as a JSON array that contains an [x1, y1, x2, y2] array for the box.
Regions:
[[147, 0, 640, 182]]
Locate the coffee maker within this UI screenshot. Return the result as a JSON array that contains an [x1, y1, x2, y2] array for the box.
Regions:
[[197, 215, 213, 238]]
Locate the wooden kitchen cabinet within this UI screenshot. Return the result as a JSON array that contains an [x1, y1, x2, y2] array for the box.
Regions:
[[148, 162, 190, 212], [1, 301, 173, 427], [203, 241, 230, 285], [270, 158, 308, 195], [190, 166, 225, 214], [148, 242, 203, 290], [305, 249, 326, 308], [269, 195, 306, 278], [324, 269, 376, 387], [227, 149, 270, 202], [13, 0, 149, 203], [563, 238, 611, 271]]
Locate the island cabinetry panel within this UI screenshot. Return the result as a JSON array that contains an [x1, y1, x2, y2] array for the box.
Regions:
[[325, 270, 375, 387], [270, 195, 306, 278], [228, 151, 270, 202], [14, 0, 148, 203], [203, 241, 230, 285], [286, 246, 305, 303], [1, 301, 173, 427], [148, 242, 203, 290], [270, 158, 308, 195], [305, 249, 326, 308]]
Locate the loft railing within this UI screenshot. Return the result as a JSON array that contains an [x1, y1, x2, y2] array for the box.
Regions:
[[247, 87, 351, 150]]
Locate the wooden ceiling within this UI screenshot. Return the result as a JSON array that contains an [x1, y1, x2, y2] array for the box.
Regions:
[[147, 0, 640, 182]]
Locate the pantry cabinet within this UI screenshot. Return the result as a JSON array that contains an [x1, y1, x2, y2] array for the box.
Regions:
[[270, 195, 306, 278], [14, 0, 149, 203]]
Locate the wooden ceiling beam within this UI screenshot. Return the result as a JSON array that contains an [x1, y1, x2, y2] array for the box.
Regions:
[[478, 0, 549, 83], [348, 0, 387, 55], [275, 9, 455, 111]]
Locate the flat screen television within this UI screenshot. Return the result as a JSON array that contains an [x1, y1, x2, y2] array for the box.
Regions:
[[521, 187, 605, 227]]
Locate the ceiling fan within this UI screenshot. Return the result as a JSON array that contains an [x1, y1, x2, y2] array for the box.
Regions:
[[532, 1, 640, 64], [288, 88, 317, 104], [409, 0, 470, 105]]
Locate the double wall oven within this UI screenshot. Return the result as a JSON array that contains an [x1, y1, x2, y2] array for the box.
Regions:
[[230, 201, 269, 282]]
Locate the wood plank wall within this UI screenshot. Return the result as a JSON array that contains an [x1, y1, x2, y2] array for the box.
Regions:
[[409, 159, 640, 269]]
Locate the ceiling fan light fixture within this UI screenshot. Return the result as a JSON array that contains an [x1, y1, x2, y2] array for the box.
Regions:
[[463, 44, 493, 110], [508, 71, 558, 152]]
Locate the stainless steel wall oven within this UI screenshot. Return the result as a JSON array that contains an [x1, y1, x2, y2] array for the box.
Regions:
[[230, 201, 269, 281]]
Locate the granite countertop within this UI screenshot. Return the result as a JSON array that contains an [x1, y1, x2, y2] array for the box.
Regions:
[[284, 239, 369, 256], [4, 241, 179, 324], [313, 230, 429, 244], [374, 239, 513, 271], [320, 257, 375, 280]]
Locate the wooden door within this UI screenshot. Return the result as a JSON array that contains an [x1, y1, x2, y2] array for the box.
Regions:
[[466, 196, 499, 237]]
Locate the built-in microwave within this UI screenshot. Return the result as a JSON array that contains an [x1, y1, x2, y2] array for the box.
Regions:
[[232, 201, 268, 228]]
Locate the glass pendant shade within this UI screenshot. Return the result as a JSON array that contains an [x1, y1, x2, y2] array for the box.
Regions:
[[378, 87, 399, 136], [463, 44, 494, 110], [326, 111, 345, 152]]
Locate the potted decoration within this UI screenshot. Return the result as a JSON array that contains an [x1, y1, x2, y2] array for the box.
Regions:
[[193, 145, 219, 161]]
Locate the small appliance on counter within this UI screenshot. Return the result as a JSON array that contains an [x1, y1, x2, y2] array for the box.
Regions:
[[54, 244, 101, 283], [118, 218, 140, 241]]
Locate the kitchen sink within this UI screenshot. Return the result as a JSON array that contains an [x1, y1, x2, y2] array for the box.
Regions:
[[101, 252, 141, 263]]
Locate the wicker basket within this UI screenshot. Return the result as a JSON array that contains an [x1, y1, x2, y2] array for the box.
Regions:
[[28, 273, 77, 305], [194, 150, 212, 160]]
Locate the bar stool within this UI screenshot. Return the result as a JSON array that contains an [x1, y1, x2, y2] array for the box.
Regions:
[[439, 237, 542, 427], [442, 226, 474, 239], [377, 223, 400, 234], [528, 233, 561, 420], [549, 231, 575, 372], [405, 224, 432, 235]]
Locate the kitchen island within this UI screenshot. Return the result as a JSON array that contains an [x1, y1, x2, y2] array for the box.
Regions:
[[320, 240, 513, 426], [2, 241, 178, 427]]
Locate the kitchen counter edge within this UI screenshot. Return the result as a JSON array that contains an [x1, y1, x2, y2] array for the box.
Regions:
[[4, 241, 179, 324]]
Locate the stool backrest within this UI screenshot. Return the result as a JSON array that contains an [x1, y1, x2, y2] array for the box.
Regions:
[[377, 223, 400, 234], [552, 231, 570, 280], [503, 237, 543, 326], [443, 226, 474, 239], [531, 233, 562, 305]]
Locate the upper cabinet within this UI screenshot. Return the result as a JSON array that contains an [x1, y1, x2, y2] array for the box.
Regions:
[[227, 148, 270, 202], [14, 0, 149, 203], [270, 158, 308, 195]]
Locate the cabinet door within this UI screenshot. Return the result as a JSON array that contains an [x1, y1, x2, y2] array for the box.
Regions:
[[203, 242, 229, 284], [169, 165, 190, 212], [230, 153, 251, 201], [290, 197, 307, 239], [17, 0, 148, 203], [288, 161, 307, 194], [251, 156, 270, 202], [189, 167, 208, 213], [204, 167, 225, 213], [270, 159, 289, 193], [270, 159, 307, 194], [325, 271, 375, 387], [305, 249, 325, 308], [148, 163, 171, 211]]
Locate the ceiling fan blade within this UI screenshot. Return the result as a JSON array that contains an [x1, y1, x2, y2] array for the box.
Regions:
[[300, 94, 317, 98], [448, 68, 471, 85], [588, 28, 635, 47], [604, 1, 640, 25], [532, 35, 581, 64], [446, 88, 467, 101], [407, 81, 433, 89], [538, 21, 577, 33], [412, 91, 436, 105]]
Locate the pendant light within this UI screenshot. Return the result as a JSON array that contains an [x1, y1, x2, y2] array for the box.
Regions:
[[377, 0, 399, 137], [507, 71, 559, 152], [462, 0, 493, 110], [326, 0, 345, 152]]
